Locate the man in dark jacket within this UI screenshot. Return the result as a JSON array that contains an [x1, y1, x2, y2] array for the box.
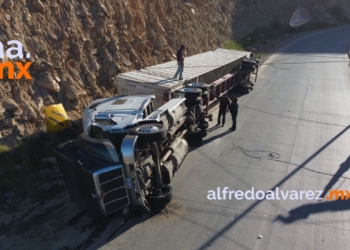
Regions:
[[174, 45, 185, 80], [211, 90, 231, 126], [229, 96, 239, 131]]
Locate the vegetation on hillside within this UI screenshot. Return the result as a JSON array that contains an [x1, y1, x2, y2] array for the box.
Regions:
[[0, 126, 81, 202]]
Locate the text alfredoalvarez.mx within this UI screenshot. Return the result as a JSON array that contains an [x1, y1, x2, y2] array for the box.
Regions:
[[0, 40, 32, 80]]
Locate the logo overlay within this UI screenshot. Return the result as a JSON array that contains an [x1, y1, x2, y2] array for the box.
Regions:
[[0, 40, 32, 80], [207, 187, 350, 201]]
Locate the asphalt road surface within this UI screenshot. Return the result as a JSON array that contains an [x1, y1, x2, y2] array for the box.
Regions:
[[91, 26, 350, 250]]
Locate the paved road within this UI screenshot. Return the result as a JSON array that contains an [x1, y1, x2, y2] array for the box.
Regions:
[[91, 26, 350, 250]]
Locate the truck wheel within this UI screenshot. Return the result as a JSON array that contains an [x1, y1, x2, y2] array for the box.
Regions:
[[237, 83, 251, 89], [239, 89, 250, 94], [198, 121, 209, 130], [175, 88, 202, 98], [238, 87, 250, 94], [242, 58, 258, 66], [235, 84, 250, 94], [241, 64, 255, 71], [185, 97, 202, 107], [253, 58, 260, 64], [201, 91, 209, 99], [186, 83, 209, 92], [246, 81, 255, 86], [146, 185, 173, 209], [198, 121, 208, 137], [243, 83, 252, 88], [186, 127, 203, 147], [238, 84, 251, 91], [247, 58, 260, 64], [130, 123, 166, 143]]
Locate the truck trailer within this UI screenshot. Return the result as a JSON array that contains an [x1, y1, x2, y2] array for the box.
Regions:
[[115, 48, 258, 112]]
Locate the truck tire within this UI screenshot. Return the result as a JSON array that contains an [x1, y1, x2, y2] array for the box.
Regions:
[[185, 94, 202, 101], [146, 185, 173, 209], [236, 84, 251, 94], [239, 89, 250, 94], [237, 86, 250, 94], [186, 127, 203, 147], [253, 58, 260, 64], [185, 97, 202, 107], [237, 84, 251, 90], [241, 64, 255, 71], [237, 83, 251, 88], [201, 91, 209, 99], [199, 122, 208, 137], [130, 123, 166, 143], [241, 83, 253, 90], [175, 88, 202, 98], [186, 83, 209, 92], [198, 121, 209, 130], [247, 57, 260, 64], [246, 81, 255, 86], [242, 58, 258, 66]]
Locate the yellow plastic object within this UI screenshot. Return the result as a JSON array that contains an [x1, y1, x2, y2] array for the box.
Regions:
[[44, 104, 71, 132]]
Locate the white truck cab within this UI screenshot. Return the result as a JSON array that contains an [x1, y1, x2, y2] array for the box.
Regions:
[[83, 95, 156, 137]]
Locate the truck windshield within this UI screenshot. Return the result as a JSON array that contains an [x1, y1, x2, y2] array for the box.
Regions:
[[76, 135, 120, 163]]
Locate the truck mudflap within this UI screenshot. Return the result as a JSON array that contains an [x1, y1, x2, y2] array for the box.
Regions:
[[120, 135, 151, 212], [54, 134, 130, 216]]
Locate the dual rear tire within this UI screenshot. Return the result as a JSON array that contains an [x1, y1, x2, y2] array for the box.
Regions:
[[186, 127, 203, 147]]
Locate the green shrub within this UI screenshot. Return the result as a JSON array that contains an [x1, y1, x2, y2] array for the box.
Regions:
[[223, 40, 245, 50], [0, 125, 81, 200]]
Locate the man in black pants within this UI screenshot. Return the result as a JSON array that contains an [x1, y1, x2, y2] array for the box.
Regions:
[[211, 90, 231, 126], [229, 96, 239, 131], [173, 45, 185, 80]]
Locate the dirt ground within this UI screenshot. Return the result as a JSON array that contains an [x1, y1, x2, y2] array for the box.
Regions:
[[0, 185, 187, 250]]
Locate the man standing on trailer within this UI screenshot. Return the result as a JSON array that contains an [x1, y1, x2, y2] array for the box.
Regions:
[[210, 85, 231, 126], [174, 44, 185, 80]]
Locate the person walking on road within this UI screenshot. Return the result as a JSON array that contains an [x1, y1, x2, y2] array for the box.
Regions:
[[210, 86, 231, 126], [229, 96, 239, 131], [174, 45, 185, 80]]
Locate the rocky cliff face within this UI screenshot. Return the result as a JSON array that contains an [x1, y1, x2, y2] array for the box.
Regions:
[[0, 0, 348, 144]]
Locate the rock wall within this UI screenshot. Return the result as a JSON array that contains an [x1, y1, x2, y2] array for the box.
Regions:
[[0, 0, 236, 143], [0, 0, 349, 144]]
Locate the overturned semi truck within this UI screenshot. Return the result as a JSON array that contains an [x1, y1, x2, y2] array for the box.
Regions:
[[54, 94, 207, 215], [53, 49, 259, 216]]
